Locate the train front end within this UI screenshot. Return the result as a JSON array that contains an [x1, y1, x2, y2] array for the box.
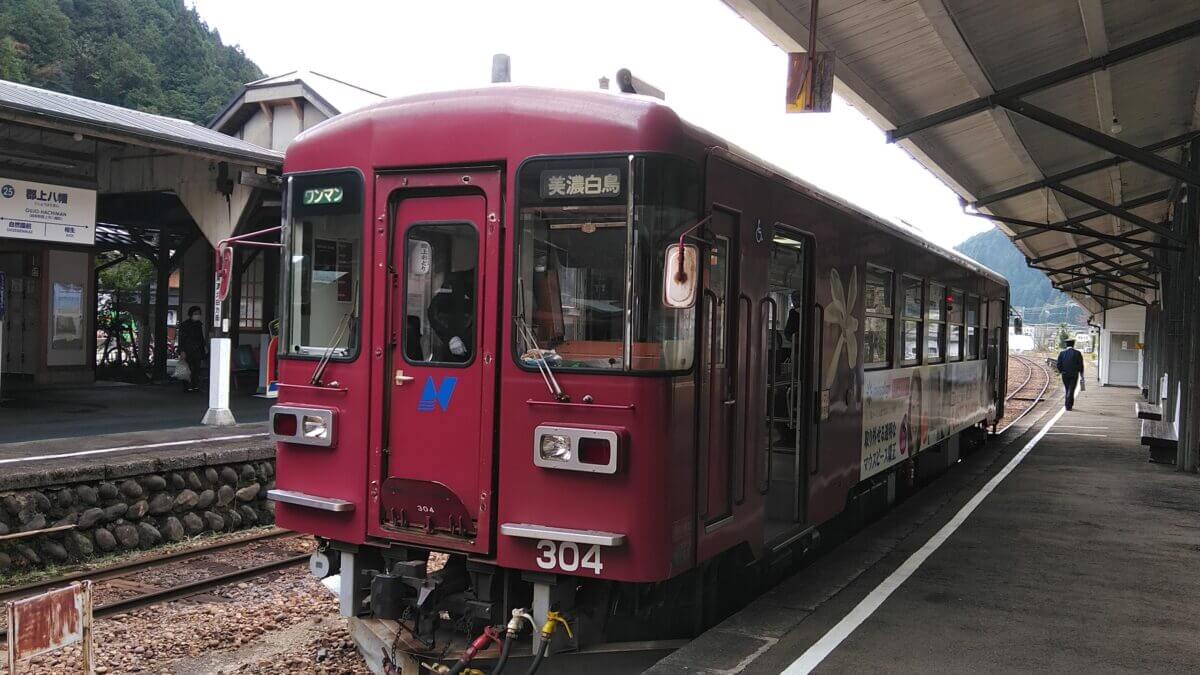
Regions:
[[267, 90, 712, 658]]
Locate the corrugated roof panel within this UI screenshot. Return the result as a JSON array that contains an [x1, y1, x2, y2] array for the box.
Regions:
[[0, 79, 282, 166]]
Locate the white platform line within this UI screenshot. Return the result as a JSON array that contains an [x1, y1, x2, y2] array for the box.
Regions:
[[0, 433, 270, 465], [782, 405, 1067, 674]]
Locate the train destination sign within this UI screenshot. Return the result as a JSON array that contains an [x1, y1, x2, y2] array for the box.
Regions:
[[0, 177, 96, 245], [540, 169, 621, 199], [303, 187, 344, 205]]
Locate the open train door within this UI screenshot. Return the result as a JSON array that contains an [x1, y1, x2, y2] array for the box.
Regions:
[[370, 168, 502, 556], [763, 226, 815, 534]]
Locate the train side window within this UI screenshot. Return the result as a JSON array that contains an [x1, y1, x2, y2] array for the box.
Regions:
[[947, 288, 964, 361], [900, 275, 923, 365], [404, 223, 478, 365], [863, 265, 892, 369], [966, 294, 980, 359], [926, 282, 944, 363]]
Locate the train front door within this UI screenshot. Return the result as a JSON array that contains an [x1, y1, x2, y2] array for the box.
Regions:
[[372, 169, 502, 555]]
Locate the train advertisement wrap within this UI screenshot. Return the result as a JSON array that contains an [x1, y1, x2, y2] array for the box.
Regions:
[[862, 361, 988, 479]]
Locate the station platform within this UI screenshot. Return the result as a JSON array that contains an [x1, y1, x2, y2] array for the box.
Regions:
[[650, 384, 1200, 673], [0, 380, 271, 445]]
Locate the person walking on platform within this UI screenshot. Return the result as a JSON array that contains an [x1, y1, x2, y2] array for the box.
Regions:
[[1056, 339, 1084, 411], [178, 306, 206, 393]]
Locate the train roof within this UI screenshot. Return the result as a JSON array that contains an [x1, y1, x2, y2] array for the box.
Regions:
[[291, 85, 1007, 288]]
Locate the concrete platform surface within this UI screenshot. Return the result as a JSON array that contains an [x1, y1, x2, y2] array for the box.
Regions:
[[0, 422, 273, 490], [0, 380, 270, 444], [651, 384, 1200, 673]]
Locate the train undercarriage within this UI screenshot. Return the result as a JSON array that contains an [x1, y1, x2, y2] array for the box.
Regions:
[[308, 424, 990, 675]]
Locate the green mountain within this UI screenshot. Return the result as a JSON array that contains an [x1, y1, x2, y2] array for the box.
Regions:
[[955, 228, 1087, 326], [0, 0, 261, 124]]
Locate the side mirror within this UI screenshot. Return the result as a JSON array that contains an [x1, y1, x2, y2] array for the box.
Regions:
[[1012, 317, 1023, 334], [663, 243, 699, 308]]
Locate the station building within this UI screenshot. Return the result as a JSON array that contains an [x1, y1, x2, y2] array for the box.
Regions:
[[0, 72, 380, 433]]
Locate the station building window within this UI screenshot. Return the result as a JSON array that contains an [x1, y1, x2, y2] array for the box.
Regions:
[[239, 252, 265, 330], [900, 275, 923, 365], [863, 265, 892, 368], [926, 282, 945, 363], [966, 294, 980, 359], [947, 288, 964, 361]]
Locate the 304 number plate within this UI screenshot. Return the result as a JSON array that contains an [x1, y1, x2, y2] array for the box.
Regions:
[[535, 539, 604, 575]]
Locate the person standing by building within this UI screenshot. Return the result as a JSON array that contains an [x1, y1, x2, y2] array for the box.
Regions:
[[178, 306, 206, 393], [1056, 338, 1085, 411]]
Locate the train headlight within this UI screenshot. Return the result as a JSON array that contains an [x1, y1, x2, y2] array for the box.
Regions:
[[539, 434, 572, 462], [269, 406, 335, 447], [533, 426, 621, 474], [303, 414, 329, 440]]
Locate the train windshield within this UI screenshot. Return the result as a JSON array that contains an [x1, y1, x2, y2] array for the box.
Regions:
[[515, 156, 700, 372], [281, 170, 364, 359]]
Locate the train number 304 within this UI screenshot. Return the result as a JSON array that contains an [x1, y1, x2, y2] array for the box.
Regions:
[[535, 539, 603, 575]]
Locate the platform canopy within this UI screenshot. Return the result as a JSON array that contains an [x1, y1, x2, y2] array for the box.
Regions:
[[726, 0, 1200, 312]]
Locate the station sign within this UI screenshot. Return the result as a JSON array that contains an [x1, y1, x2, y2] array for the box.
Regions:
[[0, 177, 96, 246]]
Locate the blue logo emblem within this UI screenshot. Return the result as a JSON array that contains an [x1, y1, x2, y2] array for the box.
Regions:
[[0, 185, 13, 199], [417, 376, 457, 412]]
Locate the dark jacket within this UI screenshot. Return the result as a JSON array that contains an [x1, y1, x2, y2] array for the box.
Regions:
[[179, 318, 206, 355], [1056, 347, 1084, 377]]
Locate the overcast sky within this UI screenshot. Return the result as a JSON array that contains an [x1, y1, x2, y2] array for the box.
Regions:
[[190, 0, 991, 249]]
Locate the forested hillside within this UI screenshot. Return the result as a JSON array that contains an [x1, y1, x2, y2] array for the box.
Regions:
[[0, 0, 261, 124], [955, 228, 1087, 325]]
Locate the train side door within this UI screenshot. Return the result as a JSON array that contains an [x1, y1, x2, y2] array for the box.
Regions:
[[371, 169, 501, 556], [698, 207, 739, 531], [764, 229, 812, 528]]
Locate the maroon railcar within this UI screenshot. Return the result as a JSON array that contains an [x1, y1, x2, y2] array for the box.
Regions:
[[268, 86, 1008, 664]]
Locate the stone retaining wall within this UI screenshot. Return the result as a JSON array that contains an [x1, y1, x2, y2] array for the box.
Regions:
[[0, 457, 276, 574]]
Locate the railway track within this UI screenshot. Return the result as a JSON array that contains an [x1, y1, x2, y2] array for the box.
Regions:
[[997, 354, 1052, 434], [0, 529, 308, 642]]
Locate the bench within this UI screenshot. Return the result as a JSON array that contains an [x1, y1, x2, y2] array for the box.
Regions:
[[1140, 382, 1180, 465], [1135, 372, 1169, 420], [1135, 401, 1163, 421]]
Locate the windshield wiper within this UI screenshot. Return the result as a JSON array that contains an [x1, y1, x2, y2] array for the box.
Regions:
[[517, 279, 568, 402], [310, 280, 359, 386]]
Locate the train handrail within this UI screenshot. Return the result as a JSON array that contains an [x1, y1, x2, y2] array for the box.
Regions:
[[810, 303, 824, 476], [757, 296, 778, 495]]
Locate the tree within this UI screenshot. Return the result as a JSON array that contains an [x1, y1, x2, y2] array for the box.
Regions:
[[0, 0, 263, 123]]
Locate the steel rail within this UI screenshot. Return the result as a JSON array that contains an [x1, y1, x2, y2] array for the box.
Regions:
[[1005, 355, 1034, 403], [0, 553, 308, 642], [997, 356, 1052, 434], [0, 528, 296, 605]]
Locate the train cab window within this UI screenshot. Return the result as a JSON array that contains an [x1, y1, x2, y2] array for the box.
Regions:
[[283, 170, 364, 360], [947, 289, 964, 361], [926, 282, 945, 363], [862, 265, 892, 369], [515, 155, 700, 372], [966, 294, 980, 360], [404, 223, 479, 365], [900, 275, 923, 365]]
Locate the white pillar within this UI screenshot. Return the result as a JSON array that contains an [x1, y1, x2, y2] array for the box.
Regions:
[[202, 337, 236, 426]]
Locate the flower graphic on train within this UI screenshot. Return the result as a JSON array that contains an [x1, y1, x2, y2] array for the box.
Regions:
[[824, 266, 858, 389]]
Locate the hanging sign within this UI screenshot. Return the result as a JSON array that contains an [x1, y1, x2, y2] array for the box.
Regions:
[[0, 178, 96, 245], [785, 52, 835, 113]]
